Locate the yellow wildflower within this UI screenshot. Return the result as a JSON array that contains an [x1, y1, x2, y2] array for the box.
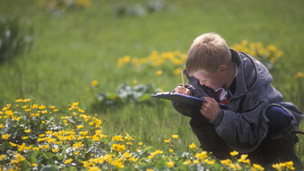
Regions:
[[195, 151, 207, 160], [91, 80, 98, 87], [164, 139, 170, 143], [189, 143, 196, 149], [24, 129, 31, 133], [0, 154, 6, 161], [230, 150, 239, 156], [10, 154, 25, 164], [294, 72, 304, 80], [2, 134, 10, 140], [10, 142, 17, 147], [167, 161, 174, 168], [138, 142, 143, 146], [172, 134, 179, 139], [38, 105, 46, 110], [253, 163, 264, 170], [64, 158, 73, 164], [155, 70, 163, 75], [183, 160, 191, 165]]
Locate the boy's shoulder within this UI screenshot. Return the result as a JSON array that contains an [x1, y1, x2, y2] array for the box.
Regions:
[[232, 49, 273, 90]]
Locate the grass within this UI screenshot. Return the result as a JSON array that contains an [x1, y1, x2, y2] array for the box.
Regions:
[[1, 0, 304, 162]]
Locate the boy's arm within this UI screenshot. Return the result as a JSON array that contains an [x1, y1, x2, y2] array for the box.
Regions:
[[171, 84, 199, 117], [209, 86, 277, 153]]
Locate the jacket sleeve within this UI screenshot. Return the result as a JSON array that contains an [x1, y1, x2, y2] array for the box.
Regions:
[[210, 85, 280, 153], [171, 84, 201, 118]]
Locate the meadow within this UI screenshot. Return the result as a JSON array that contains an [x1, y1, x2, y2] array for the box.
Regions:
[[0, 0, 304, 170]]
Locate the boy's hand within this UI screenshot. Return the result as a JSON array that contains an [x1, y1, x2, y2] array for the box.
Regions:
[[173, 86, 191, 95], [200, 97, 220, 120]]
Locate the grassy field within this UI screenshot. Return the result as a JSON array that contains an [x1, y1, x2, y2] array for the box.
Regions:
[[1, 0, 304, 163]]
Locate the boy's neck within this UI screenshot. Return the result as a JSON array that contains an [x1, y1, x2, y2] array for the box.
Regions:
[[223, 62, 236, 90]]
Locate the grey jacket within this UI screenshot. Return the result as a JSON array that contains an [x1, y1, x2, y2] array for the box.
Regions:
[[173, 49, 303, 153]]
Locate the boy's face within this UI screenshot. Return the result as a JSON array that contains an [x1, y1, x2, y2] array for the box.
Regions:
[[191, 68, 226, 91]]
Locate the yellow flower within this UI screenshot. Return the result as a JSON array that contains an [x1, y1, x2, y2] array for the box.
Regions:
[[64, 158, 73, 164], [10, 142, 17, 147], [15, 99, 23, 103], [91, 80, 98, 87], [0, 124, 4, 129], [52, 148, 60, 153], [189, 143, 196, 149], [204, 159, 215, 165], [138, 142, 143, 146], [230, 150, 239, 156], [169, 149, 174, 153], [32, 163, 37, 167], [0, 154, 6, 161], [253, 163, 264, 170], [167, 161, 174, 168], [172, 134, 179, 139], [38, 105, 46, 110], [183, 160, 191, 165], [21, 136, 29, 140], [129, 157, 138, 162], [10, 154, 25, 164], [2, 134, 10, 140], [156, 70, 163, 76], [238, 154, 250, 164], [123, 152, 132, 158], [164, 139, 170, 143], [195, 151, 207, 160], [294, 72, 304, 80]]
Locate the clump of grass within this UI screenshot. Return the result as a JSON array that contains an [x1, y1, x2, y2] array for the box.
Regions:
[[0, 98, 297, 170], [0, 16, 33, 64]]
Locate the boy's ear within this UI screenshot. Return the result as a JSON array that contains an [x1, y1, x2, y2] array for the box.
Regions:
[[219, 65, 227, 73]]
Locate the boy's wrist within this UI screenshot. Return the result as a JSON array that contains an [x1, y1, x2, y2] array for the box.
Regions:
[[210, 109, 224, 126]]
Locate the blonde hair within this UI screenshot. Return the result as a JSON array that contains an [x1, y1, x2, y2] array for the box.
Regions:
[[186, 32, 231, 75]]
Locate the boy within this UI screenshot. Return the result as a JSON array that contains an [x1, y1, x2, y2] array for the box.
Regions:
[[172, 32, 303, 168]]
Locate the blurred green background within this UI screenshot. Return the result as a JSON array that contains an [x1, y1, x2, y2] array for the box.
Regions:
[[0, 0, 304, 158]]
